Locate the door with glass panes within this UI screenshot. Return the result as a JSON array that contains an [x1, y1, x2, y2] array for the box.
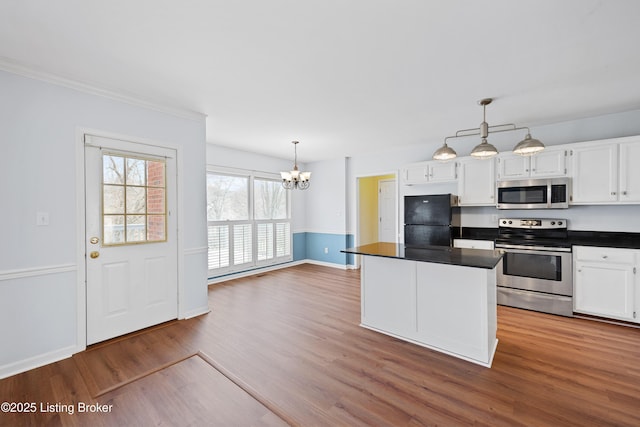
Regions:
[[85, 135, 178, 345]]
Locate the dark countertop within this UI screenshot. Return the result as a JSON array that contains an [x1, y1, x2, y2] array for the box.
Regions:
[[568, 230, 640, 249], [341, 242, 504, 270], [458, 228, 640, 250]]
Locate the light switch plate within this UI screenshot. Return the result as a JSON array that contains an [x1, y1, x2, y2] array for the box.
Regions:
[[36, 212, 49, 226]]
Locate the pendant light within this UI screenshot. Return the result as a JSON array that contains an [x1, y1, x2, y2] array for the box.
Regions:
[[281, 141, 311, 190], [470, 99, 498, 159], [432, 98, 545, 160], [513, 133, 545, 155], [432, 142, 457, 161]]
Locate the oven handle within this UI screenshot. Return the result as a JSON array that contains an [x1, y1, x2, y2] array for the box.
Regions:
[[495, 243, 572, 253]]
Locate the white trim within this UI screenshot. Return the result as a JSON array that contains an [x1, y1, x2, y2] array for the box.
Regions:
[[75, 128, 87, 354], [0, 57, 205, 121], [75, 127, 185, 350], [185, 246, 208, 256], [0, 264, 76, 282], [296, 229, 354, 236], [304, 259, 352, 270], [207, 164, 281, 180], [182, 307, 211, 319], [360, 323, 498, 368], [208, 261, 298, 285], [207, 259, 352, 285], [0, 345, 75, 380]]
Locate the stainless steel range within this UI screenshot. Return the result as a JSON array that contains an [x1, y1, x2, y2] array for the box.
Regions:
[[495, 218, 573, 317]]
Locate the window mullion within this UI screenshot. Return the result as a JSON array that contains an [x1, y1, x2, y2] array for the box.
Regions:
[[206, 170, 291, 277]]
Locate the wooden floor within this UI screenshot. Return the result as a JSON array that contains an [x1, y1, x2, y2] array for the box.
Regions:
[[2, 263, 640, 426]]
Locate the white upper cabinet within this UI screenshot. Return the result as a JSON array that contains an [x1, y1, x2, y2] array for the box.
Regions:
[[571, 136, 640, 204], [496, 153, 529, 180], [571, 142, 618, 204], [457, 157, 496, 206], [530, 148, 570, 178], [404, 163, 429, 184], [619, 139, 640, 203], [429, 161, 458, 182], [497, 148, 568, 181], [402, 160, 457, 185]]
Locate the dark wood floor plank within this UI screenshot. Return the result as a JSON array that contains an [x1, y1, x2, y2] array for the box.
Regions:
[[2, 263, 640, 426]]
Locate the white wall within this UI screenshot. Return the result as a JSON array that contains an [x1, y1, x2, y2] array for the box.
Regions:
[[0, 69, 208, 378], [306, 157, 348, 234]]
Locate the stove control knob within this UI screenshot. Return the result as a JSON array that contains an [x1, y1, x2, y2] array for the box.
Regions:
[[558, 221, 563, 226], [551, 221, 556, 225], [508, 220, 513, 224]]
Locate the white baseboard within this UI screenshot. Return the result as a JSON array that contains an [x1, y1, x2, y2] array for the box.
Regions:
[[181, 306, 211, 319], [208, 259, 354, 285], [0, 345, 76, 380], [303, 259, 351, 270]]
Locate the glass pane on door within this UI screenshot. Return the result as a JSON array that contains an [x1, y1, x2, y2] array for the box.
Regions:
[[102, 153, 167, 245]]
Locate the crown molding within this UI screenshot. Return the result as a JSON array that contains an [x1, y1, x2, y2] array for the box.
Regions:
[[0, 56, 206, 122]]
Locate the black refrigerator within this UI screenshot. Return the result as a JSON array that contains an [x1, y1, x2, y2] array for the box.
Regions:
[[404, 194, 460, 247]]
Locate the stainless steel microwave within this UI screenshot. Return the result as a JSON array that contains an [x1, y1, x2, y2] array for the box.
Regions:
[[497, 178, 571, 209]]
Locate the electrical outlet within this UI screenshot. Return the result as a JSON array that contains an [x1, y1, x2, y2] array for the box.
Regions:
[[324, 247, 329, 254]]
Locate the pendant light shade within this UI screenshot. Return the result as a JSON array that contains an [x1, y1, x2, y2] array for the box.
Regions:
[[281, 141, 311, 190], [470, 138, 498, 159], [432, 142, 457, 161], [513, 133, 545, 156], [432, 98, 545, 160]]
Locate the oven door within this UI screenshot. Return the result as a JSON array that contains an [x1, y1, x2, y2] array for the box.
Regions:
[[496, 244, 572, 296]]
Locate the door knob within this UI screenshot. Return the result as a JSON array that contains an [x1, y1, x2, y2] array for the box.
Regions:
[[90, 251, 100, 259]]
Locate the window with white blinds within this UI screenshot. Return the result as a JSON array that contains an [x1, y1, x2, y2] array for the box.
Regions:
[[207, 170, 291, 276]]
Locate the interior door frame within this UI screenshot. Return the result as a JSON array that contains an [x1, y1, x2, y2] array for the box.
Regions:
[[377, 178, 397, 243], [355, 171, 399, 269], [74, 127, 185, 353]]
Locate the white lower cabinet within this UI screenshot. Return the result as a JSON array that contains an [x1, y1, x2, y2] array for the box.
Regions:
[[360, 255, 498, 366], [361, 256, 415, 336], [573, 246, 639, 322]]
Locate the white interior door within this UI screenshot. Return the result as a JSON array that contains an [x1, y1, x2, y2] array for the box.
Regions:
[[378, 179, 397, 242], [85, 135, 178, 345]]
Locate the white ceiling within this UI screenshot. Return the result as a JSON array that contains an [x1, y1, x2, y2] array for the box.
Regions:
[[2, 0, 640, 162]]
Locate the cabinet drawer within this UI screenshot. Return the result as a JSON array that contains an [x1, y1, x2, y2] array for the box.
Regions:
[[453, 239, 495, 250], [573, 246, 636, 264]]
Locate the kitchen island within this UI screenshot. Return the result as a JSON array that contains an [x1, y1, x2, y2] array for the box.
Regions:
[[342, 242, 504, 367]]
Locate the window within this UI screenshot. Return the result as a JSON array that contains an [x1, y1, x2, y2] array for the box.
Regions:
[[207, 170, 291, 276], [102, 153, 166, 245]]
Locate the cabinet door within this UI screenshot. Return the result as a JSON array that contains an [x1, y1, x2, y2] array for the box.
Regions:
[[428, 161, 457, 182], [497, 154, 529, 180], [530, 149, 567, 177], [619, 139, 640, 203], [361, 256, 416, 335], [574, 261, 635, 321], [457, 158, 496, 206], [404, 164, 429, 185], [571, 143, 618, 204]]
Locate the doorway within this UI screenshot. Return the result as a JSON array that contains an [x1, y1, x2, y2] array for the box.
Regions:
[[357, 174, 397, 246], [84, 134, 178, 345]]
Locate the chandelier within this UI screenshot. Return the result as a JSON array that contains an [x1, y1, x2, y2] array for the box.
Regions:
[[281, 141, 311, 190], [432, 98, 545, 161]]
